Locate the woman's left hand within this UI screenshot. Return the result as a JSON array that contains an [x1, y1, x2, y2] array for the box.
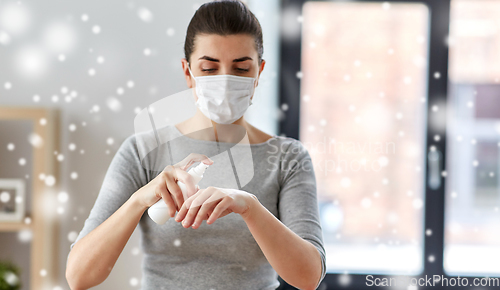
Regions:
[[174, 186, 257, 229]]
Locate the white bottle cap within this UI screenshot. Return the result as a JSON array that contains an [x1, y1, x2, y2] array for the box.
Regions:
[[191, 162, 210, 177]]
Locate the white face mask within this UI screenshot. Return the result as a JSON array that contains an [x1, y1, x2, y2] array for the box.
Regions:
[[188, 64, 256, 124]]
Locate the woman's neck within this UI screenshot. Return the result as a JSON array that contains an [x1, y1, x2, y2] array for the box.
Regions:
[[175, 110, 272, 144]]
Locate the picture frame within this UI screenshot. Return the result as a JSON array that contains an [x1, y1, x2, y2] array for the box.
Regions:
[[0, 178, 26, 222]]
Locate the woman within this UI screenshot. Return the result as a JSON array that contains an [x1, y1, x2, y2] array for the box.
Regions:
[[66, 1, 326, 289]]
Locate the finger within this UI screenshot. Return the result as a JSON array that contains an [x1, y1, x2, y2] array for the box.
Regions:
[[181, 188, 214, 227], [174, 153, 214, 171], [173, 169, 197, 200], [165, 169, 184, 211], [188, 187, 217, 210], [182, 203, 201, 228], [175, 201, 190, 222], [207, 197, 231, 225], [156, 178, 177, 217], [206, 207, 214, 217], [203, 189, 227, 205], [175, 188, 205, 222], [192, 200, 219, 229], [161, 164, 175, 174]]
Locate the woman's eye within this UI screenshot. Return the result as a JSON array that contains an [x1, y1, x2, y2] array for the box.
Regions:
[[200, 68, 249, 73]]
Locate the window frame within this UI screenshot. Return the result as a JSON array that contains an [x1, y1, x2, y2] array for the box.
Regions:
[[276, 0, 497, 289]]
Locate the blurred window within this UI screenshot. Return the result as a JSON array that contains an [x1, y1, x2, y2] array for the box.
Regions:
[[300, 1, 429, 274], [444, 0, 500, 276]]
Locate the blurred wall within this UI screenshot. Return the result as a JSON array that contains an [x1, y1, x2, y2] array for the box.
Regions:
[[0, 0, 280, 289]]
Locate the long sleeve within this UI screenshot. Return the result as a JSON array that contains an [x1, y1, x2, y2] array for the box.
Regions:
[[68, 135, 149, 253], [278, 138, 327, 289]]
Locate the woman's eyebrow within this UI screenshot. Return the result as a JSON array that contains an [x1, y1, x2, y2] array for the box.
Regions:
[[233, 56, 253, 62], [198, 55, 219, 62], [197, 55, 253, 62]]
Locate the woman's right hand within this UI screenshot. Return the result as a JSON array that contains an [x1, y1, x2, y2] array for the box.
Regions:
[[133, 153, 214, 216]]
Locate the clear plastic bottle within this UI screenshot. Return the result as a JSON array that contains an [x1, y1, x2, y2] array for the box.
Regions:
[[147, 162, 210, 225]]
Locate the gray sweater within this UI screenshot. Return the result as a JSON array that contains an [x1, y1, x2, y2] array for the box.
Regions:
[[69, 124, 326, 290]]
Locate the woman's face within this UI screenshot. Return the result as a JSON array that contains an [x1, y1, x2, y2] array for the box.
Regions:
[[182, 34, 265, 98]]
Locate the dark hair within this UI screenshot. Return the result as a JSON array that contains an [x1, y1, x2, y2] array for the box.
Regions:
[[184, 0, 264, 65]]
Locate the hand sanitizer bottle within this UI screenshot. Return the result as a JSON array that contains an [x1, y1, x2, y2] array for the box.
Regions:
[[148, 162, 210, 225]]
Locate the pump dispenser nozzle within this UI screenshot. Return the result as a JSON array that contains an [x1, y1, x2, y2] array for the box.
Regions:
[[177, 162, 209, 200], [191, 162, 210, 177]]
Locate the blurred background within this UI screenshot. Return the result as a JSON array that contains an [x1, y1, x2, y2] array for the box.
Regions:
[[0, 0, 499, 289]]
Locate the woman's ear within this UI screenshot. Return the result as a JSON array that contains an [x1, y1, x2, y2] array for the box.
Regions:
[[181, 58, 194, 88], [255, 59, 266, 87]]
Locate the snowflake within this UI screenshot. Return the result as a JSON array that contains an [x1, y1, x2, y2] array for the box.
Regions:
[[92, 25, 101, 34], [137, 7, 153, 22], [166, 28, 175, 37]]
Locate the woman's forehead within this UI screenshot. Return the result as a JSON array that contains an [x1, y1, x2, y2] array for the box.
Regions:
[[192, 34, 258, 61]]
